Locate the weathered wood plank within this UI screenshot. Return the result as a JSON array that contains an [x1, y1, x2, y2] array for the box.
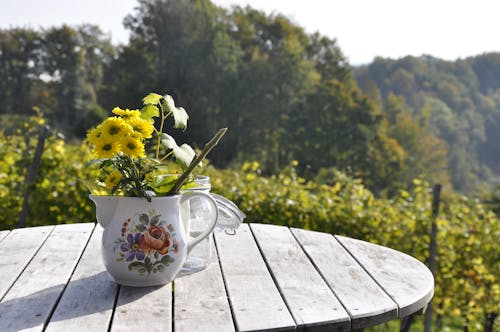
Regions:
[[46, 225, 118, 332], [0, 223, 95, 332], [174, 235, 235, 332], [291, 228, 398, 330], [215, 223, 296, 332], [250, 223, 351, 332], [110, 284, 172, 332], [335, 236, 434, 318], [0, 225, 54, 300], [0, 230, 10, 243]]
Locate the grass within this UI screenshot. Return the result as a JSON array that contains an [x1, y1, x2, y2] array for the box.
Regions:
[[365, 315, 468, 332]]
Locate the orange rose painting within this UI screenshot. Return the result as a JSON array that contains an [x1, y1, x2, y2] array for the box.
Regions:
[[115, 213, 177, 275], [139, 225, 171, 255]]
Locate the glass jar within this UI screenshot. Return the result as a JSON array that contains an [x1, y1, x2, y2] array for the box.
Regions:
[[179, 176, 245, 276]]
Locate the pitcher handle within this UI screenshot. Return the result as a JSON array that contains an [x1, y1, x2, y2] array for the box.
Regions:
[[180, 191, 218, 254]]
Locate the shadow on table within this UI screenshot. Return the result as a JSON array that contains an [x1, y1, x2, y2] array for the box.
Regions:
[[0, 271, 166, 331]]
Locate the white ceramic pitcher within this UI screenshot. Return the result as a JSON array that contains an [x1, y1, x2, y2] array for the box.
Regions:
[[89, 192, 218, 287]]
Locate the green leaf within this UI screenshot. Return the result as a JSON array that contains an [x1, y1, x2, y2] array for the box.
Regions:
[[160, 134, 196, 168], [160, 255, 175, 265], [140, 105, 160, 120], [163, 95, 188, 129], [139, 214, 149, 225], [128, 261, 146, 271], [136, 224, 147, 232], [157, 264, 165, 272], [151, 175, 178, 195], [142, 93, 162, 105], [181, 180, 199, 190], [144, 256, 152, 267], [153, 174, 178, 187], [150, 215, 160, 225]]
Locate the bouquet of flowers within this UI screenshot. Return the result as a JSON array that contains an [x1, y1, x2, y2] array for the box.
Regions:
[[86, 92, 226, 200]]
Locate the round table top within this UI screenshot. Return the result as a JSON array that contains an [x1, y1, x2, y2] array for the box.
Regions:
[[0, 222, 434, 331]]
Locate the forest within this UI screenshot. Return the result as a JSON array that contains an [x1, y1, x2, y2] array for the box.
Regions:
[[0, 0, 499, 331], [2, 0, 500, 195]]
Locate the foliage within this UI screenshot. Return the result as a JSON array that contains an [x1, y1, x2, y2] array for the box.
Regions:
[[0, 117, 94, 229]]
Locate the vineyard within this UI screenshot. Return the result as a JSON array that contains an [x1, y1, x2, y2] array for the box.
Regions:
[[0, 119, 498, 331]]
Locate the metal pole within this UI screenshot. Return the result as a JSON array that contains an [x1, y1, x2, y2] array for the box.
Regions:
[[424, 184, 441, 332], [18, 126, 48, 228]]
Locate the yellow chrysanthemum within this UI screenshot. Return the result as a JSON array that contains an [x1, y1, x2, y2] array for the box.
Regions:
[[93, 138, 121, 159], [100, 117, 132, 139], [86, 126, 103, 145], [126, 117, 155, 139], [104, 170, 123, 189], [120, 136, 146, 158], [112, 107, 141, 119]]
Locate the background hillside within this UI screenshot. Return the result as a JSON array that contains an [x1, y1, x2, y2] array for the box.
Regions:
[[354, 54, 500, 193]]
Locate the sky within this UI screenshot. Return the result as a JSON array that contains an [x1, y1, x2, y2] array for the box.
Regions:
[[1, 0, 499, 65]]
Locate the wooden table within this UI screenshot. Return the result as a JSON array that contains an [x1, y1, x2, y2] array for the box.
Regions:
[[0, 223, 434, 332]]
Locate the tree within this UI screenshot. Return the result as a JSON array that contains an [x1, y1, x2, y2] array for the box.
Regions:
[[383, 94, 450, 190], [42, 25, 113, 136], [228, 7, 319, 173], [122, 0, 241, 166], [0, 28, 43, 116]]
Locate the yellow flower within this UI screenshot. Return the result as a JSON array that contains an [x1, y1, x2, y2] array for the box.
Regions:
[[120, 136, 145, 158], [126, 117, 155, 139], [100, 117, 132, 138], [86, 126, 103, 145], [93, 138, 121, 158], [112, 107, 141, 118], [105, 170, 123, 189]]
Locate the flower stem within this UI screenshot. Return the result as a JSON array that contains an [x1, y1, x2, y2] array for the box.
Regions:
[[155, 102, 171, 159], [160, 150, 174, 162], [167, 128, 227, 195]]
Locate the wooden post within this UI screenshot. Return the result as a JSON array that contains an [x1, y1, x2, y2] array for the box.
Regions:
[[424, 184, 441, 332], [18, 125, 48, 228]]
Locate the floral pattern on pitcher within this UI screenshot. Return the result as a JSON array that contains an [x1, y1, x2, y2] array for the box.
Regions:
[[114, 212, 179, 276]]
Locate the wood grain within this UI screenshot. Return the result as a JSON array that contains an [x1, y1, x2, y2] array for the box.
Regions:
[[111, 284, 172, 332], [0, 225, 54, 300], [0, 230, 10, 243], [250, 223, 351, 331], [46, 225, 119, 332], [215, 223, 296, 332], [0, 223, 94, 332], [336, 235, 434, 318], [291, 228, 398, 330], [174, 235, 235, 332]]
